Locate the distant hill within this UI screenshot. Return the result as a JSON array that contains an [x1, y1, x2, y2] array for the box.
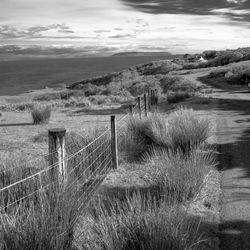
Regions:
[[112, 52, 174, 57]]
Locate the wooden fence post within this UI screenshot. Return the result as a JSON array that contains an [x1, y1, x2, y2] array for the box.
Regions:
[[150, 89, 154, 106], [143, 93, 148, 117], [111, 116, 118, 169], [129, 105, 133, 116], [48, 128, 67, 187], [147, 90, 151, 111], [137, 96, 142, 118], [155, 89, 158, 105]]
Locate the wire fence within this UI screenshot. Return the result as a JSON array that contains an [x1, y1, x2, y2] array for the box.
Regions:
[[0, 88, 158, 216]]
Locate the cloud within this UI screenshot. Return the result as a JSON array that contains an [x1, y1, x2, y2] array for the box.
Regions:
[[94, 30, 111, 33], [119, 0, 250, 22], [108, 34, 135, 38], [0, 24, 75, 40], [0, 44, 119, 57]]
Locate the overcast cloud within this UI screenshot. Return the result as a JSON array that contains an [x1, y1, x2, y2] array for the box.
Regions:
[[0, 0, 250, 59]]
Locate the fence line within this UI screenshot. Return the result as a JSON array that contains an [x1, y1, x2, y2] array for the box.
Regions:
[[0, 88, 159, 214]]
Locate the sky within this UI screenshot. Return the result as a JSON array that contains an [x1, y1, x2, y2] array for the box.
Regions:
[[0, 0, 250, 59]]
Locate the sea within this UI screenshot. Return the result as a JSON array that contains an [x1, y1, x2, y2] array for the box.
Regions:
[[0, 55, 174, 96]]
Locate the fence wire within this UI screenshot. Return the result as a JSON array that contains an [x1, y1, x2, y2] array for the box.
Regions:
[[0, 88, 158, 240]]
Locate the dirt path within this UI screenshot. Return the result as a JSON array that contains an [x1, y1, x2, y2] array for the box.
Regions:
[[181, 70, 250, 249]]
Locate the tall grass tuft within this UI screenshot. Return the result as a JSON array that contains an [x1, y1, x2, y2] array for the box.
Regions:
[[0, 156, 80, 250], [119, 108, 212, 161], [80, 193, 204, 250], [31, 105, 51, 124], [166, 107, 212, 154], [142, 146, 216, 202]]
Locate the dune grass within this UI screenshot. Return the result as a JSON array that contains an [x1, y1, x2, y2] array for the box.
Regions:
[[0, 155, 79, 250], [79, 192, 204, 250], [119, 107, 212, 161], [31, 105, 51, 124], [142, 146, 215, 202], [0, 107, 215, 250]]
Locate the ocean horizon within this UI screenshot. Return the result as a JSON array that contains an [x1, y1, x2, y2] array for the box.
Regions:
[[0, 55, 174, 96]]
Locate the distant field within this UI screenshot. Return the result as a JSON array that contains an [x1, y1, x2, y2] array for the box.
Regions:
[[0, 55, 174, 96]]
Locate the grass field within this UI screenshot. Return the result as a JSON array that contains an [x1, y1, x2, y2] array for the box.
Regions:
[[0, 57, 228, 249]]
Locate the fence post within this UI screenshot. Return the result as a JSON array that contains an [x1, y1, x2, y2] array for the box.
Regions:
[[143, 94, 148, 117], [150, 89, 154, 106], [137, 96, 142, 118], [48, 128, 67, 187], [147, 90, 151, 111], [111, 116, 118, 169], [155, 89, 158, 105], [129, 105, 133, 116]]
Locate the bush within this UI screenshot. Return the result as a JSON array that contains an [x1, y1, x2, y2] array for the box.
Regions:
[[160, 76, 197, 93], [82, 83, 105, 97], [80, 193, 203, 250], [33, 93, 62, 102], [208, 51, 243, 67], [167, 91, 191, 103], [136, 60, 182, 75], [224, 65, 249, 84], [208, 68, 228, 78], [31, 105, 51, 124]]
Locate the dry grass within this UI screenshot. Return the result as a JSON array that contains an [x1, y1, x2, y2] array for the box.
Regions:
[[142, 146, 215, 202], [0, 155, 79, 250], [166, 108, 212, 154], [79, 193, 204, 250], [119, 108, 212, 161], [31, 105, 51, 124]]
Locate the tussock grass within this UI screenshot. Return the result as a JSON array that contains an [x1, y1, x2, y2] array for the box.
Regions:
[[80, 193, 204, 250], [119, 108, 212, 161], [0, 156, 79, 250], [142, 147, 215, 202], [166, 108, 212, 154], [31, 105, 51, 124]]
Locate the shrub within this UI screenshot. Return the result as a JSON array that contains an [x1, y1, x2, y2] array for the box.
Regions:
[[80, 193, 203, 250], [31, 105, 51, 124], [208, 51, 243, 67], [136, 60, 182, 75], [160, 76, 197, 93], [224, 65, 249, 84], [82, 83, 105, 97], [208, 68, 228, 78], [167, 91, 191, 103], [64, 96, 91, 108], [33, 93, 62, 102]]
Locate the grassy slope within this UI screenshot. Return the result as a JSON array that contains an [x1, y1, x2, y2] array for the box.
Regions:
[[4, 55, 249, 249]]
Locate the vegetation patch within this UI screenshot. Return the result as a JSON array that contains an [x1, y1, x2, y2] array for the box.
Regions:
[[167, 91, 191, 103], [119, 108, 212, 161], [79, 193, 203, 250], [31, 105, 51, 124]]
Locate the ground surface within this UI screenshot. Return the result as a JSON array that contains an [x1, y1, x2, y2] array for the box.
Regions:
[[178, 67, 250, 249]]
